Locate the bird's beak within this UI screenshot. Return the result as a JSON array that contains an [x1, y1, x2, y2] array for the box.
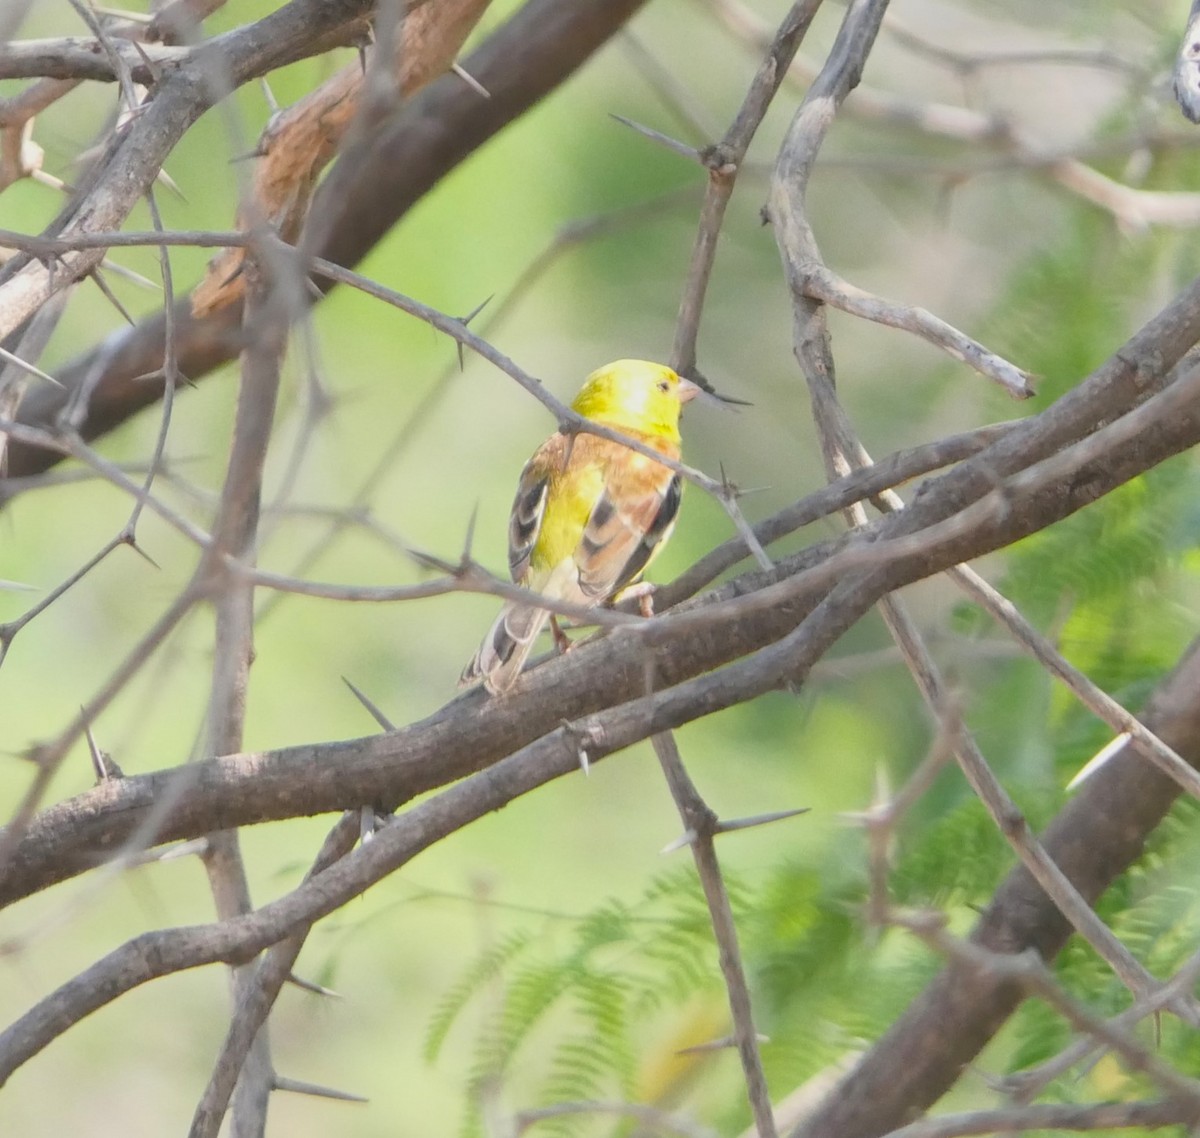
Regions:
[[677, 376, 703, 404], [677, 375, 731, 410]]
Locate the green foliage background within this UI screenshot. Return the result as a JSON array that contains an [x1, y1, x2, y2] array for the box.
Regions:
[[4, 1, 1200, 1135]]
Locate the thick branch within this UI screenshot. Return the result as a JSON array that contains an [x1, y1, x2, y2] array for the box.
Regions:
[[3, 0, 651, 477], [0, 38, 186, 82], [791, 640, 1200, 1138], [6, 272, 1200, 904], [0, 0, 375, 340], [190, 0, 492, 316]]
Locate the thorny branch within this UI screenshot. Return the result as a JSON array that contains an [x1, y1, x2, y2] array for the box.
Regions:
[[0, 0, 378, 340], [7, 2, 1200, 1137], [652, 731, 778, 1138], [193, 257, 294, 1135], [2, 0, 654, 477]]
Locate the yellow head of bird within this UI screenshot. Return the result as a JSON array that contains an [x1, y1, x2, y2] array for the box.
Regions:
[[571, 359, 700, 442]]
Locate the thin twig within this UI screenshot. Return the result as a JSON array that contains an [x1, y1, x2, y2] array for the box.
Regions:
[[189, 814, 361, 1138], [895, 913, 1200, 1103], [670, 0, 824, 378], [195, 256, 293, 1135], [651, 732, 778, 1138], [883, 1099, 1200, 1138]]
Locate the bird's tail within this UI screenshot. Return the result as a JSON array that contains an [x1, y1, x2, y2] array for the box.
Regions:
[[460, 602, 550, 694]]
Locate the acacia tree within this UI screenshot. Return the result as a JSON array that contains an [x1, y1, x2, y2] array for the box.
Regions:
[[6, 1, 1200, 1136]]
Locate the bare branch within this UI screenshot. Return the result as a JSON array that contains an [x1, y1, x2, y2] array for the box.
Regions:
[[803, 265, 1036, 398], [0, 37, 186, 82], [3, 0, 654, 477], [894, 914, 1200, 1102], [194, 253, 293, 1135], [885, 1099, 1200, 1138], [789, 637, 1200, 1136], [720, 0, 1200, 231], [191, 0, 492, 316], [669, 0, 825, 377], [7, 9, 1200, 1132], [7, 271, 1200, 904], [652, 732, 776, 1138], [0, 0, 376, 340], [189, 814, 360, 1138]]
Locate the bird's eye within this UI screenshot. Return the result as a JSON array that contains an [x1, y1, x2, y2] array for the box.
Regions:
[[657, 380, 670, 392]]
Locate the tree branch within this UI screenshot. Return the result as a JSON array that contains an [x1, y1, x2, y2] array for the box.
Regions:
[[5, 269, 1200, 905], [3, 0, 652, 478], [0, 0, 375, 340], [790, 637, 1200, 1137]]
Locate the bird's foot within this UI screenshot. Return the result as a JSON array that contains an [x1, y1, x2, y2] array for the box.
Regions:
[[550, 615, 574, 654], [620, 581, 658, 618]]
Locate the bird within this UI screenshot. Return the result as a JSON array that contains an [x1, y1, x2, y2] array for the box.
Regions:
[[461, 359, 701, 695]]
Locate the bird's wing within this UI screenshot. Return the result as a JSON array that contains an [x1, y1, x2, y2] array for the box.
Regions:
[[507, 435, 571, 584], [508, 433, 681, 602], [468, 428, 680, 694], [575, 441, 682, 601]]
